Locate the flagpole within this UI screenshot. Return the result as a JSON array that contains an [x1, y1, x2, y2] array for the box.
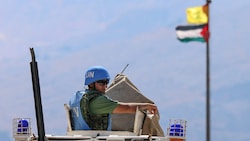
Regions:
[[206, 1, 211, 141]]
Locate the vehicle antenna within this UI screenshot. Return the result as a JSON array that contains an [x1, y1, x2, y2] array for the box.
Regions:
[[120, 64, 129, 74], [30, 48, 47, 141]]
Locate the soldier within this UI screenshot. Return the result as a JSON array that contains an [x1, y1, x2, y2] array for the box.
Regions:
[[70, 66, 158, 130]]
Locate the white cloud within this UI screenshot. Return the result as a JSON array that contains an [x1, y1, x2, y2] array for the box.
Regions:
[[0, 33, 6, 41]]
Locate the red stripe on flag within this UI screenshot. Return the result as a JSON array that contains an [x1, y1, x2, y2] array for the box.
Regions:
[[200, 24, 209, 42]]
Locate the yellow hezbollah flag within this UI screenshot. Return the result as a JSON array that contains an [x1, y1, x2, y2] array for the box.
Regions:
[[186, 4, 208, 24]]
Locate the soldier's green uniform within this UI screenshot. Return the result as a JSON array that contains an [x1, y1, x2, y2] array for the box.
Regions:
[[80, 90, 118, 130]]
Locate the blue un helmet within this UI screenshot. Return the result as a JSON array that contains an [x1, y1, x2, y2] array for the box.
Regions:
[[84, 66, 110, 85]]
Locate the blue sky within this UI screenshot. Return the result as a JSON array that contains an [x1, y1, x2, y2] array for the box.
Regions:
[[1, 0, 250, 141]]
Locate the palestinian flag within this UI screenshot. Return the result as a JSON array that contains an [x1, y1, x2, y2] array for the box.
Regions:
[[176, 24, 209, 43]]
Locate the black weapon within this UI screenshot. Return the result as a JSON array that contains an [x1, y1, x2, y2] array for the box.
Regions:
[[30, 48, 47, 141]]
